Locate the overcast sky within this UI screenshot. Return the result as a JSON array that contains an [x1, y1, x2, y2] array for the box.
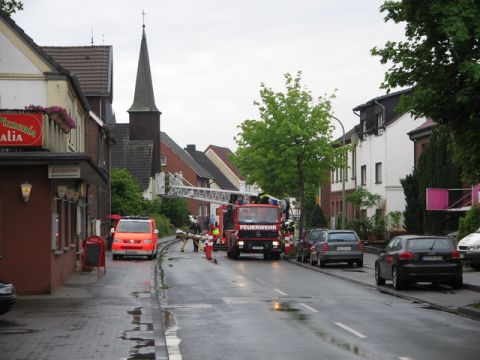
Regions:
[[14, 0, 405, 151]]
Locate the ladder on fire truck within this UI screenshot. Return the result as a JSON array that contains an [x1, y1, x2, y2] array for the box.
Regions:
[[161, 172, 261, 205]]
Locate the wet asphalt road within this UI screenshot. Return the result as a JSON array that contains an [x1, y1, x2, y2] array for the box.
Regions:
[[162, 242, 480, 360]]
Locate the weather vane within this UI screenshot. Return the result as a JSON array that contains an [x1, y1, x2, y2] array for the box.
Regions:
[[142, 10, 146, 28]]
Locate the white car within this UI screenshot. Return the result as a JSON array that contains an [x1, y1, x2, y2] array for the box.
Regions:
[[457, 228, 480, 270]]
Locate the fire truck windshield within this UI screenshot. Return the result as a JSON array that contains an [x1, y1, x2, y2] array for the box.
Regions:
[[238, 207, 278, 224]]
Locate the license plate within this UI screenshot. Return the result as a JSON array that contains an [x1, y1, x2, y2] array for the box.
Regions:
[[252, 246, 263, 250], [337, 246, 351, 251], [423, 256, 443, 261]]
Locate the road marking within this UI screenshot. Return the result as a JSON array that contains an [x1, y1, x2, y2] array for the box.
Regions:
[[334, 322, 367, 338], [274, 288, 288, 296], [398, 357, 412, 360], [299, 303, 318, 313]]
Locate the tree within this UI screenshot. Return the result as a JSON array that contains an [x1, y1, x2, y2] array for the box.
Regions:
[[0, 0, 23, 15], [401, 170, 423, 233], [372, 1, 480, 184], [232, 72, 343, 237], [111, 168, 145, 216]]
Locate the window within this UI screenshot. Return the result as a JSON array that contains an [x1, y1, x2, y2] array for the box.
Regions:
[[376, 112, 383, 128], [331, 170, 335, 184], [362, 120, 367, 133], [160, 155, 167, 166], [351, 147, 356, 180], [375, 162, 382, 183], [361, 165, 367, 186]]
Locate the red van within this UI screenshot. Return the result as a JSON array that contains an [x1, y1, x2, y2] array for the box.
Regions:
[[111, 217, 159, 260]]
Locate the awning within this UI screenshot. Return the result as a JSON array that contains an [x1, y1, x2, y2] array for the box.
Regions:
[[0, 152, 108, 184]]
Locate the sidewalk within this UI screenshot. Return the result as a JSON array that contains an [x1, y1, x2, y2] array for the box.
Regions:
[[0, 252, 168, 360], [287, 248, 480, 321]]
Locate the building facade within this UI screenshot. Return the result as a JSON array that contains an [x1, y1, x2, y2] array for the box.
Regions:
[[0, 11, 110, 294]]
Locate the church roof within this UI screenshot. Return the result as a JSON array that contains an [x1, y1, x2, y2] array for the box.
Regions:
[[128, 27, 159, 113], [109, 124, 153, 191]]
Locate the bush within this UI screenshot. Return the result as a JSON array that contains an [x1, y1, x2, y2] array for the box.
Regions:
[[458, 205, 480, 240], [152, 214, 175, 238]]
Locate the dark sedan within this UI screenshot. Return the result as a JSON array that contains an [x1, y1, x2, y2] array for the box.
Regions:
[[0, 280, 16, 315], [375, 235, 462, 290], [310, 230, 364, 267], [295, 228, 324, 263]]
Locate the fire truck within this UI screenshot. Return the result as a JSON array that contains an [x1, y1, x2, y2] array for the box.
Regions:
[[164, 173, 288, 260], [220, 202, 284, 260]]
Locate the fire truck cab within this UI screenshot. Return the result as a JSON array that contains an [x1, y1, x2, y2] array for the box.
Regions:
[[224, 203, 284, 260]]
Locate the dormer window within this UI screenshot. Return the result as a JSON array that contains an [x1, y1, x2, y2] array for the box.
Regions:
[[376, 113, 384, 135]]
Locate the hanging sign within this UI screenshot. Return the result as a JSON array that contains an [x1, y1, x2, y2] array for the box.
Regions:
[[0, 113, 43, 146]]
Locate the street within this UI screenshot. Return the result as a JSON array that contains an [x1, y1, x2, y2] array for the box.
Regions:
[[1, 238, 480, 360], [162, 241, 480, 360]]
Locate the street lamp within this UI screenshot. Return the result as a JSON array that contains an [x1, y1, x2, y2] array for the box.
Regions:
[[330, 115, 346, 229]]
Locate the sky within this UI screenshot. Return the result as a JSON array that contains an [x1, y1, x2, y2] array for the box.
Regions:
[[13, 0, 406, 151]]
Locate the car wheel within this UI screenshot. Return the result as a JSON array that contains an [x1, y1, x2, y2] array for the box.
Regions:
[[112, 254, 118, 260], [451, 275, 463, 290], [347, 261, 354, 266], [392, 266, 405, 290], [375, 263, 385, 285], [356, 260, 364, 267]]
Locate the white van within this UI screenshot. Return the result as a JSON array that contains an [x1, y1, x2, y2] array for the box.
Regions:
[[457, 228, 480, 270]]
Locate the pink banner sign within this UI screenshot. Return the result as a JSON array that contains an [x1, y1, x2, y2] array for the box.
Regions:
[[426, 188, 449, 210]]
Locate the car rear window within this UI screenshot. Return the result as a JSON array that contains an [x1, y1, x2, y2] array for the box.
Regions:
[[309, 230, 323, 241], [327, 232, 358, 242], [117, 221, 151, 233], [407, 238, 453, 251]]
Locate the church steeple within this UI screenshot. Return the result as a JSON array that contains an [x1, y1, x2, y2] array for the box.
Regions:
[[128, 19, 159, 113], [128, 15, 161, 177]]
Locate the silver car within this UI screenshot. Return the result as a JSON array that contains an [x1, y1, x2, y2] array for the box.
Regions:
[[310, 230, 364, 267]]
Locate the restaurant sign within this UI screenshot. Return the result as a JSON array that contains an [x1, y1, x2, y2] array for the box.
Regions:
[[48, 165, 81, 179], [0, 113, 43, 147]]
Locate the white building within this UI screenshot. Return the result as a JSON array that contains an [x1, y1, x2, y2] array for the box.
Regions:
[[352, 89, 424, 218]]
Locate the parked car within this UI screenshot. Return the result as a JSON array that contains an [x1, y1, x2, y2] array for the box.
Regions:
[[295, 228, 324, 263], [111, 217, 159, 260], [310, 230, 364, 267], [375, 235, 462, 290], [457, 228, 480, 270], [0, 280, 16, 315]]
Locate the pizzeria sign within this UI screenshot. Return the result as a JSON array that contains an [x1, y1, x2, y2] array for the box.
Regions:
[[0, 113, 43, 146]]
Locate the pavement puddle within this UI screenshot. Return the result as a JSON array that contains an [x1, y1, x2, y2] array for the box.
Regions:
[[121, 307, 155, 359]]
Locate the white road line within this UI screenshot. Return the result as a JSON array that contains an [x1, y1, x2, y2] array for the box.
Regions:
[[274, 288, 288, 296], [334, 322, 367, 338], [398, 357, 412, 360], [299, 303, 318, 313]]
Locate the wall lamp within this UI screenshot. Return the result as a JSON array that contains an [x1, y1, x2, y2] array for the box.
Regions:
[[20, 182, 32, 202]]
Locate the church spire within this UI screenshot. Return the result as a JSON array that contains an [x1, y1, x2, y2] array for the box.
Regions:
[[128, 14, 159, 113]]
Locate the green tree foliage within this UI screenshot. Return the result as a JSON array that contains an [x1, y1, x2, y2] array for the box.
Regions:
[[111, 168, 145, 216], [0, 0, 23, 15], [345, 187, 381, 212], [232, 72, 343, 236], [417, 127, 462, 234], [308, 205, 328, 228], [372, 1, 480, 183], [160, 198, 190, 227], [458, 205, 480, 240], [400, 170, 423, 233]]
